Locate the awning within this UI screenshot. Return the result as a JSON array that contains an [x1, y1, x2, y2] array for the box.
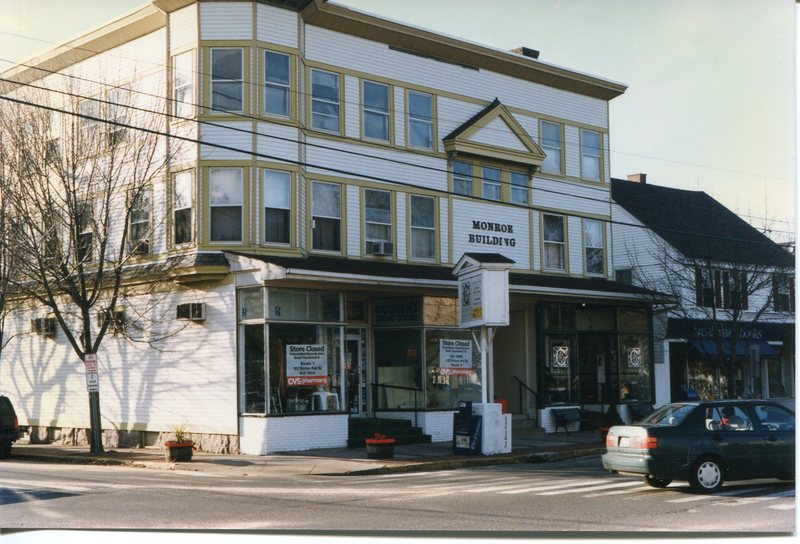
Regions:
[[689, 339, 779, 359]]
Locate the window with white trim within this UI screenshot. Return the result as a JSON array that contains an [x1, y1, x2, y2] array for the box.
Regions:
[[173, 50, 194, 118], [173, 171, 194, 245], [362, 80, 390, 142], [773, 274, 795, 313], [76, 200, 93, 263], [540, 120, 563, 175], [264, 50, 290, 117], [263, 169, 291, 244], [581, 129, 602, 181], [410, 195, 435, 260], [543, 213, 565, 271], [209, 167, 243, 242], [311, 69, 340, 133], [312, 181, 341, 251], [106, 86, 128, 146], [210, 48, 243, 113], [407, 90, 433, 149], [583, 219, 604, 275]]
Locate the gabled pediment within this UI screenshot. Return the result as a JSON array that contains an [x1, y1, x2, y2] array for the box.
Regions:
[[443, 98, 545, 167]]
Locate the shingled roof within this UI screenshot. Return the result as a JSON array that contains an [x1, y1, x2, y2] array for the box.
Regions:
[[611, 178, 793, 267]]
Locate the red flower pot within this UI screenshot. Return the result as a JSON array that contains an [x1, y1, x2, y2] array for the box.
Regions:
[[164, 441, 194, 462], [365, 436, 396, 459]]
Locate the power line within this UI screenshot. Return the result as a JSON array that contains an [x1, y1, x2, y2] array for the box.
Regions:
[[0, 92, 793, 251]]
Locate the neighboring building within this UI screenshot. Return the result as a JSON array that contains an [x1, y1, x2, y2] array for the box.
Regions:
[[612, 175, 795, 409], [0, 0, 663, 454]]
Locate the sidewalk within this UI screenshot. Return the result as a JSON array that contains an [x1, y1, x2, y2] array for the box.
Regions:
[[7, 425, 606, 477]]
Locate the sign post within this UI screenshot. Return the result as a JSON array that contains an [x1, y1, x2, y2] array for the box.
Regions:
[[453, 253, 514, 455]]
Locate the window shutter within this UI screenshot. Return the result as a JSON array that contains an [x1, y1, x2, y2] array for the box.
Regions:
[[740, 272, 748, 311], [714, 270, 722, 308], [722, 271, 731, 309]]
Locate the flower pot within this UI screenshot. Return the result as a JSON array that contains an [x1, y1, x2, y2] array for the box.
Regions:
[[164, 441, 194, 462], [365, 437, 396, 459]]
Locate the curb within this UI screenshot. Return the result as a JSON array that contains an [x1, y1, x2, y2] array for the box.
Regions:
[[336, 447, 606, 476], [10, 452, 174, 470]]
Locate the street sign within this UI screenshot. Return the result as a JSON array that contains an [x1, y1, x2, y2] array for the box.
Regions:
[[84, 354, 99, 392]]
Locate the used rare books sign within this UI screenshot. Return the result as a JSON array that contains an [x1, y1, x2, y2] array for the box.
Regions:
[[439, 339, 473, 375], [286, 344, 328, 386], [453, 254, 512, 328]]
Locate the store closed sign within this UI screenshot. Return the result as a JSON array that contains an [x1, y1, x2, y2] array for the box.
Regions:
[[439, 339, 472, 375], [286, 344, 328, 386]]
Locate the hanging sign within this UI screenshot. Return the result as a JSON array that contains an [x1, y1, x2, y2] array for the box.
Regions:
[[439, 339, 473, 375], [286, 344, 328, 386], [84, 354, 99, 393]]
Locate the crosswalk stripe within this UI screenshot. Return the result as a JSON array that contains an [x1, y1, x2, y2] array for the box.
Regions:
[[585, 485, 655, 497], [667, 486, 772, 503], [538, 480, 643, 496], [410, 475, 525, 489], [499, 479, 614, 495], [769, 503, 796, 510]]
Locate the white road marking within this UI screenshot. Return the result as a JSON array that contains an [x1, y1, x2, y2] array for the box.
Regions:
[[769, 503, 796, 510], [499, 479, 614, 495], [538, 480, 644, 496], [585, 485, 655, 497], [667, 486, 773, 503]]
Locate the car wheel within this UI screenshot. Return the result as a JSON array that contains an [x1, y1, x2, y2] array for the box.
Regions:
[[689, 457, 724, 492], [0, 441, 11, 459], [644, 475, 672, 488]]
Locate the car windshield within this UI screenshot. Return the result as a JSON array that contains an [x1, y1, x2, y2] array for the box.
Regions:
[[641, 403, 695, 426]]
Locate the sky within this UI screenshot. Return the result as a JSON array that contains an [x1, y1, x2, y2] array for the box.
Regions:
[[0, 0, 796, 244]]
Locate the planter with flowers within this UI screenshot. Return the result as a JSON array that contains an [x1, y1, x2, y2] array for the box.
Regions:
[[164, 424, 194, 462], [364, 433, 396, 459]]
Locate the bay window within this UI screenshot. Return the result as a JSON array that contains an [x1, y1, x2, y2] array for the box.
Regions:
[[311, 181, 341, 252], [311, 69, 340, 133], [128, 188, 150, 255], [583, 219, 604, 275], [173, 50, 194, 118], [264, 50, 290, 117], [210, 48, 243, 113], [263, 169, 291, 244], [209, 167, 243, 242], [173, 171, 194, 246]]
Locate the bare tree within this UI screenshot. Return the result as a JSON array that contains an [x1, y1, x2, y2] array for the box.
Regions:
[[626, 230, 793, 399], [0, 77, 185, 453]]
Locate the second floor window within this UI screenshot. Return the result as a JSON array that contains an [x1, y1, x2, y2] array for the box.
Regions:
[[311, 69, 340, 133], [76, 200, 93, 263], [211, 48, 243, 113], [583, 219, 604, 275], [128, 188, 150, 255], [773, 274, 795, 312], [312, 181, 341, 251], [581, 129, 602, 181], [362, 80, 390, 142], [364, 189, 392, 248], [106, 87, 128, 146], [407, 90, 433, 149], [543, 213, 565, 271], [541, 120, 563, 175], [173, 171, 194, 246], [453, 161, 472, 196], [410, 195, 435, 260], [695, 268, 749, 310], [264, 51, 290, 117], [482, 166, 501, 201], [173, 50, 194, 118], [264, 169, 291, 244], [510, 171, 529, 204], [209, 168, 243, 242]]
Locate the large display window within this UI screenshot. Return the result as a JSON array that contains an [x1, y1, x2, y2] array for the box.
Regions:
[[238, 287, 345, 415], [425, 330, 481, 409]]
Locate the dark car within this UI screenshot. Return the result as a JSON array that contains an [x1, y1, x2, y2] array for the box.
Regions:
[[0, 395, 21, 458], [602, 400, 795, 493]]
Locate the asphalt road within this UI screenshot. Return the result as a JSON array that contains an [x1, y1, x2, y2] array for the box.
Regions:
[[0, 455, 794, 534]]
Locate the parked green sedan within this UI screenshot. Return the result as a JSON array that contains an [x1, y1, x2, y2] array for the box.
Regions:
[[602, 400, 795, 493]]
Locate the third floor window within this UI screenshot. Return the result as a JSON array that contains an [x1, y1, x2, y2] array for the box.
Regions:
[[540, 120, 563, 175], [362, 80, 390, 142], [211, 48, 243, 113], [264, 51, 290, 118], [311, 69, 340, 133], [407, 90, 433, 150]]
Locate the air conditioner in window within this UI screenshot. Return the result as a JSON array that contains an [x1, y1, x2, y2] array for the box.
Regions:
[[176, 302, 206, 322], [365, 240, 394, 256]]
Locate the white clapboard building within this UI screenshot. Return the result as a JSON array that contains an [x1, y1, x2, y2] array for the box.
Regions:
[[0, 0, 666, 454]]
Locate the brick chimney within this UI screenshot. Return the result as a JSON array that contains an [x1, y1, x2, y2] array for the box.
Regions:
[[627, 173, 647, 184]]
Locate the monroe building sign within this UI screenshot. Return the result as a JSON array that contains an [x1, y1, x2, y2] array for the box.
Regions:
[[468, 221, 517, 247]]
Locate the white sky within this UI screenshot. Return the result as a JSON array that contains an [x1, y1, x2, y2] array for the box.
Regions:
[[0, 0, 796, 243]]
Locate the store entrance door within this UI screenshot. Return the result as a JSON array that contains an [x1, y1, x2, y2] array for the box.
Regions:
[[346, 328, 369, 417]]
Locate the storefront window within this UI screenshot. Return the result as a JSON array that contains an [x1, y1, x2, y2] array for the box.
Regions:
[[424, 330, 481, 409], [688, 360, 722, 400], [545, 335, 577, 404], [767, 359, 793, 398], [242, 323, 265, 413], [618, 335, 651, 401], [374, 329, 422, 409]]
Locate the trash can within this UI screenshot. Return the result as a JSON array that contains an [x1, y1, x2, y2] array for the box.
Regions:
[[452, 401, 482, 455]]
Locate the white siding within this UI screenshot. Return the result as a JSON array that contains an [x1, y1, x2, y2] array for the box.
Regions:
[[200, 2, 252, 40], [396, 191, 407, 261], [394, 86, 405, 147], [256, 3, 298, 48], [531, 211, 540, 271], [438, 97, 483, 143], [468, 117, 527, 152], [344, 75, 360, 138], [564, 125, 580, 179], [305, 25, 609, 128], [200, 122, 252, 161], [451, 199, 530, 268], [255, 122, 299, 165], [240, 415, 348, 454], [516, 113, 539, 142], [440, 198, 449, 263], [534, 177, 611, 216], [1, 285, 239, 436], [568, 216, 583, 275], [169, 4, 197, 52], [346, 184, 360, 256]]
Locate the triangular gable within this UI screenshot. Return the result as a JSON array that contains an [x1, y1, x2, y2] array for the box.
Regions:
[[443, 99, 545, 168]]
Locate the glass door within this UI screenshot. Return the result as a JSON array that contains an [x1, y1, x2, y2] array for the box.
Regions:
[[346, 328, 368, 416]]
